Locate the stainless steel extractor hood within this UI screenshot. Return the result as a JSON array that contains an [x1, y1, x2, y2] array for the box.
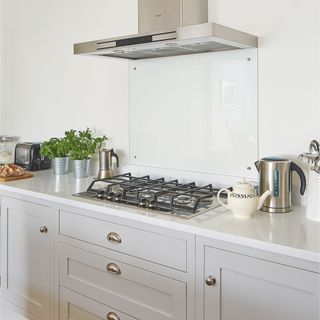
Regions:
[[74, 0, 258, 60]]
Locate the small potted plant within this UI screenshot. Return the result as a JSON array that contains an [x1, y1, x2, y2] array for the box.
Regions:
[[65, 128, 107, 178], [41, 137, 70, 175]]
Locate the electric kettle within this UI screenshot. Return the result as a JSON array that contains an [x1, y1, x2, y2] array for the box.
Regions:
[[255, 157, 306, 213], [98, 149, 119, 179]]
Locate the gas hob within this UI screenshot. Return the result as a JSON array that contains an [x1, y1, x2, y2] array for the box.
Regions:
[[74, 173, 229, 219]]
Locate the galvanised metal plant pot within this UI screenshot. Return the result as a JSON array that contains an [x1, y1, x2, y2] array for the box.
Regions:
[[72, 159, 90, 178], [52, 157, 69, 175]]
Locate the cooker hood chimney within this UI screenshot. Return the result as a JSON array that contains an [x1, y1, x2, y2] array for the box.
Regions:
[[74, 0, 258, 60]]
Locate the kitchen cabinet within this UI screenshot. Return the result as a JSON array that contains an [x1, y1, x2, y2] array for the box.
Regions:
[[58, 208, 195, 320], [0, 203, 1, 288], [197, 239, 319, 320], [0, 186, 318, 320], [0, 196, 52, 320]]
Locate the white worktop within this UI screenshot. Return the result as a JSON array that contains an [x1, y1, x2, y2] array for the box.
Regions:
[[0, 171, 319, 264]]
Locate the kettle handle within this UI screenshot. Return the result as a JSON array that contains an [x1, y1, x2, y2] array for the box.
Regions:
[[111, 149, 119, 168], [290, 162, 306, 195], [254, 160, 261, 171], [217, 189, 230, 210]]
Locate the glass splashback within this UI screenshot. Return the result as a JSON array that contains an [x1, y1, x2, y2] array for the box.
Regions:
[[129, 49, 258, 178]]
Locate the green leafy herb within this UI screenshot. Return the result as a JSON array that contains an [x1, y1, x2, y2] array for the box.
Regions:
[[40, 137, 70, 159], [65, 128, 107, 160]]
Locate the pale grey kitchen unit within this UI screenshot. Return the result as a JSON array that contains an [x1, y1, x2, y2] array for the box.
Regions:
[[57, 207, 195, 320], [0, 196, 54, 320], [196, 237, 319, 320], [0, 180, 318, 320]]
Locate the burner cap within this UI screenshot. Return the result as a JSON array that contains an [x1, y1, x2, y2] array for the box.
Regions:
[[176, 195, 192, 204], [140, 190, 154, 199], [157, 194, 172, 204]]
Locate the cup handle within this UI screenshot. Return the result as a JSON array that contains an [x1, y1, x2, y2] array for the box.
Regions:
[[217, 189, 230, 210]]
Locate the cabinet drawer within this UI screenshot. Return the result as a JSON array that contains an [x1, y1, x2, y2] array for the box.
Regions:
[[59, 210, 187, 271], [60, 244, 187, 320], [60, 287, 138, 320]]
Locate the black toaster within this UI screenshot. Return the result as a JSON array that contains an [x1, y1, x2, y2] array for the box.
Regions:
[[15, 143, 51, 171]]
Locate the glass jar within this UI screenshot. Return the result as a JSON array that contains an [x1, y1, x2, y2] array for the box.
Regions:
[[0, 136, 20, 164]]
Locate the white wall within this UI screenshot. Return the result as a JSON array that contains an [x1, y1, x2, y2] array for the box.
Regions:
[[318, 0, 320, 131], [0, 0, 138, 155], [0, 0, 2, 133], [209, 0, 320, 158], [1, 0, 319, 167]]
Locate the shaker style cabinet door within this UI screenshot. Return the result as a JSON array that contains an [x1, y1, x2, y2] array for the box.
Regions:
[[204, 246, 319, 320], [0, 196, 52, 320]]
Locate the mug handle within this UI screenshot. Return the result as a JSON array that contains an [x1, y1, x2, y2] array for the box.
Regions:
[[217, 189, 230, 210]]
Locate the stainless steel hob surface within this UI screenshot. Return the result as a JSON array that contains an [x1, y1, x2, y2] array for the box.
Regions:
[[74, 173, 229, 219]]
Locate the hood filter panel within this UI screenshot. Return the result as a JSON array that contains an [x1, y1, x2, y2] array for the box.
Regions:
[[99, 40, 239, 60]]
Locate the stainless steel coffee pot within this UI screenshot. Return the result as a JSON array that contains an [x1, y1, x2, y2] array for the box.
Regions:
[[255, 157, 306, 213], [98, 149, 119, 179]]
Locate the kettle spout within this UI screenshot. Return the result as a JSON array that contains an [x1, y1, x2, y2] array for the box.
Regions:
[[254, 160, 261, 171], [257, 190, 271, 210]]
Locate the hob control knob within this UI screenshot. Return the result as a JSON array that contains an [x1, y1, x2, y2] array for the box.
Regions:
[[106, 192, 114, 200], [139, 198, 147, 207], [97, 191, 105, 199], [148, 200, 156, 209]]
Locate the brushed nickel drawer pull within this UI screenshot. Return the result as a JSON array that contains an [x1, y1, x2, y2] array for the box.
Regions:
[[107, 312, 120, 320], [40, 226, 48, 234], [106, 263, 121, 275], [107, 232, 122, 244], [205, 275, 216, 286]]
